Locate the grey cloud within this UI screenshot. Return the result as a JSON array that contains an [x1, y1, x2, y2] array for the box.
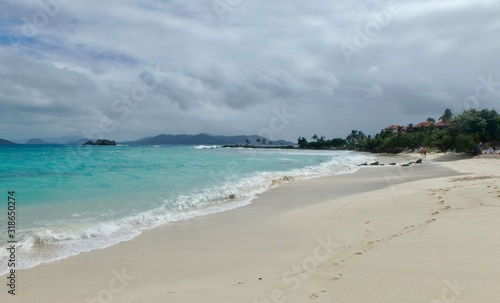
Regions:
[[144, 63, 338, 112]]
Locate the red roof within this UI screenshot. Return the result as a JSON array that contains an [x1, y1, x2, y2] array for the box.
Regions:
[[385, 125, 408, 132], [385, 124, 400, 130], [434, 121, 449, 127], [414, 121, 432, 128]]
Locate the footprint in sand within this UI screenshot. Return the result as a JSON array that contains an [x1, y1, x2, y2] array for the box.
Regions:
[[432, 211, 439, 215], [310, 290, 326, 299], [332, 273, 343, 281], [332, 260, 346, 266]]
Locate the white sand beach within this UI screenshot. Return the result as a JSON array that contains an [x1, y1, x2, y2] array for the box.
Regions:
[[2, 154, 499, 302]]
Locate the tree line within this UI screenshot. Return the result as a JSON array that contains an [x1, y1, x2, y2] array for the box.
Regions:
[[297, 108, 500, 154]]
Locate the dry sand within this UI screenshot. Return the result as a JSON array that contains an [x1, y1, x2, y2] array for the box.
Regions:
[[2, 154, 499, 302]]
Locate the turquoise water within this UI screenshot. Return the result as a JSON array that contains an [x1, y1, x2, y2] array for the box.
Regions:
[[0, 145, 372, 274]]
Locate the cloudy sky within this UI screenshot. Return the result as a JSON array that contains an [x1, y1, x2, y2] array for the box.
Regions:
[[1, 0, 499, 142]]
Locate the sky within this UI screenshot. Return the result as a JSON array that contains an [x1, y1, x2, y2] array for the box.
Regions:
[[1, 0, 499, 142]]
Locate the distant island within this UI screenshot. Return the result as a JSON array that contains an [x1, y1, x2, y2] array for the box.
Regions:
[[83, 139, 117, 146], [26, 138, 55, 145], [0, 139, 15, 145]]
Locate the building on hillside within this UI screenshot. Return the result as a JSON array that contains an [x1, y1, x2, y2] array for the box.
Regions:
[[384, 124, 408, 133], [414, 121, 433, 129], [413, 121, 449, 130], [434, 121, 449, 129], [384, 121, 449, 133]]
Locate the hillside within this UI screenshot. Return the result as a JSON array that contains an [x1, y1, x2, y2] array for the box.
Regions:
[[0, 139, 15, 145], [26, 138, 55, 145]]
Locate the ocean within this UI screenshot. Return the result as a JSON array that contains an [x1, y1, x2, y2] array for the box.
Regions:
[[0, 145, 372, 275]]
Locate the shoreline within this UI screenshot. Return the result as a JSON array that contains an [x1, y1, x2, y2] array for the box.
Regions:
[[0, 148, 369, 277], [2, 153, 499, 302], [0, 150, 400, 277]]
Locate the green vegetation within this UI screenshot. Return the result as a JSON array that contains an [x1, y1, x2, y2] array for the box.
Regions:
[[297, 108, 500, 154]]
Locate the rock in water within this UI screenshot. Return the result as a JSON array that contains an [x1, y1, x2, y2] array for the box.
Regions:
[[83, 139, 117, 146]]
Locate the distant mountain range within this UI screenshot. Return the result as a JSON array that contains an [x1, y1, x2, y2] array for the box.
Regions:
[[39, 135, 90, 145], [0, 134, 295, 146], [18, 136, 89, 145], [123, 133, 295, 146]]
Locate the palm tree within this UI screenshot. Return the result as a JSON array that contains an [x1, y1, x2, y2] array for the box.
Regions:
[[262, 138, 267, 145], [256, 138, 261, 144], [245, 139, 250, 146], [427, 117, 436, 124], [312, 134, 318, 141], [439, 108, 453, 123], [297, 137, 308, 148]]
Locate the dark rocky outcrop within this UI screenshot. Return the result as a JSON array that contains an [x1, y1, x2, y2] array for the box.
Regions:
[[83, 139, 116, 146], [359, 159, 424, 167]]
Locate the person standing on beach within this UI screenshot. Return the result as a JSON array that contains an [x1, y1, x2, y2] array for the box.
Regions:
[[420, 147, 427, 158]]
